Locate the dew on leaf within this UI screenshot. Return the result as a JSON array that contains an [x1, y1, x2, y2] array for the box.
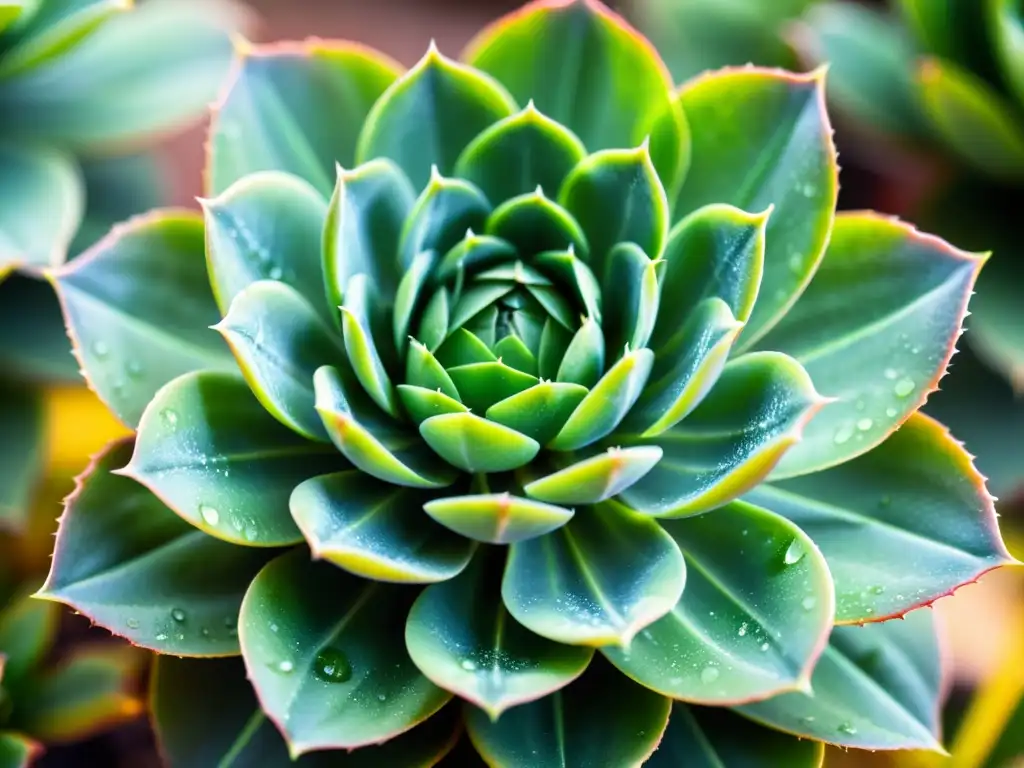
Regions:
[[883, 368, 898, 380], [801, 596, 817, 611], [760, 642, 770, 652], [126, 360, 143, 379], [833, 424, 854, 445], [126, 618, 140, 629], [199, 504, 220, 526], [276, 660, 294, 674], [155, 633, 168, 641], [838, 722, 858, 736], [268, 266, 283, 280], [856, 418, 873, 431], [737, 622, 748, 637], [894, 378, 915, 397], [92, 340, 110, 359], [461, 659, 478, 671], [160, 408, 179, 428], [869, 585, 885, 595], [700, 666, 720, 684], [171, 608, 186, 623], [885, 407, 897, 418], [783, 539, 805, 565], [314, 648, 352, 683]]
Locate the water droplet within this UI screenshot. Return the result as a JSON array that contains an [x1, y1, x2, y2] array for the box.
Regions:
[[854, 399, 865, 412], [461, 659, 478, 671], [838, 722, 858, 736], [894, 378, 915, 397], [884, 368, 898, 380], [126, 618, 140, 629], [201, 627, 212, 638], [870, 585, 885, 595], [700, 666, 720, 684], [199, 504, 220, 526], [269, 622, 279, 633], [801, 716, 816, 725], [760, 642, 770, 652], [910, 346, 921, 355], [314, 648, 352, 683], [160, 408, 179, 427], [788, 252, 802, 271], [885, 407, 897, 418], [856, 418, 873, 432], [171, 608, 186, 623], [155, 633, 168, 641], [377, 693, 387, 702], [800, 182, 816, 197], [738, 622, 748, 637], [784, 539, 806, 565], [224, 616, 235, 628], [268, 266, 283, 280], [833, 424, 854, 445], [277, 660, 294, 674], [801, 596, 817, 611], [126, 360, 143, 379], [92, 340, 110, 358]]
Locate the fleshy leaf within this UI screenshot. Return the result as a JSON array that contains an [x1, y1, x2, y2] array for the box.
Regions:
[[534, 249, 602, 322], [555, 316, 605, 388], [435, 231, 516, 283], [464, 0, 689, 196], [356, 43, 517, 190], [619, 352, 823, 518], [290, 471, 474, 583], [676, 68, 836, 348], [52, 210, 234, 427], [600, 242, 660, 357], [485, 189, 589, 258], [447, 362, 538, 413], [761, 213, 983, 478], [420, 413, 540, 473], [991, 0, 1024, 107], [215, 280, 343, 441], [436, 329, 498, 368], [454, 101, 587, 203], [405, 341, 460, 399], [406, 554, 594, 720], [0, 383, 43, 532], [340, 273, 398, 418], [425, 493, 573, 545], [0, 143, 83, 275], [524, 446, 663, 505], [0, 733, 41, 768], [393, 251, 436, 352], [399, 172, 491, 267], [40, 440, 275, 656], [604, 501, 834, 704], [484, 381, 588, 445], [124, 371, 342, 546], [208, 39, 402, 195], [152, 656, 460, 768], [201, 170, 330, 323], [239, 550, 452, 754], [465, 658, 671, 768], [737, 609, 945, 752], [745, 412, 1013, 624], [397, 385, 467, 423], [648, 703, 825, 767], [0, 593, 59, 686], [502, 501, 686, 647]]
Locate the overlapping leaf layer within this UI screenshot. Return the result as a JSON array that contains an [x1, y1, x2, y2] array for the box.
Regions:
[[40, 1, 1015, 765]]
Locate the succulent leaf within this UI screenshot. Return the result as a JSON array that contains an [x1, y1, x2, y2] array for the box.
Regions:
[[0, 383, 43, 531], [0, 593, 58, 688], [524, 445, 663, 506], [424, 492, 574, 546], [0, 733, 41, 768]]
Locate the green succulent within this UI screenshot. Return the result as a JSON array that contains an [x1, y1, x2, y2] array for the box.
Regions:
[[38, 0, 1016, 765], [0, 0, 246, 534]]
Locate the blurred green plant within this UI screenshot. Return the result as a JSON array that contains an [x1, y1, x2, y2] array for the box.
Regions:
[[33, 1, 1018, 765]]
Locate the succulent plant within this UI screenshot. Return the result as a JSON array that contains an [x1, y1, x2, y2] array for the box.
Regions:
[[39, 0, 1016, 764], [0, 0, 246, 536]]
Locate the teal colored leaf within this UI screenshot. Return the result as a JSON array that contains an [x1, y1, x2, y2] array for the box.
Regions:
[[209, 38, 401, 195], [555, 316, 604, 388], [464, 0, 689, 196], [0, 0, 246, 153], [631, 297, 743, 438], [676, 68, 836, 349], [424, 494, 574, 545], [601, 242, 660, 357], [454, 101, 587, 203], [0, 273, 80, 383], [0, 143, 82, 275], [399, 172, 491, 266], [152, 656, 460, 768], [239, 550, 452, 754], [341, 273, 398, 418], [435, 231, 516, 283], [40, 440, 275, 656], [0, 593, 58, 686], [201, 170, 330, 323], [991, 0, 1024, 108], [415, 287, 450, 353], [420, 412, 539, 473], [537, 317, 573, 381], [737, 609, 944, 752], [534, 249, 602, 323], [406, 554, 593, 721], [559, 144, 669, 277], [524, 446, 663, 506], [448, 282, 514, 335], [405, 341, 460, 399], [485, 189, 589, 258], [447, 362, 538, 413], [397, 385, 467, 423], [215, 280, 344, 441], [124, 371, 342, 546], [648, 703, 825, 767], [484, 381, 588, 445], [620, 352, 822, 518], [0, 383, 43, 532], [356, 43, 516, 190], [745, 412, 1014, 624], [760, 213, 983, 479], [465, 658, 671, 768], [970, 241, 1024, 389], [393, 251, 436, 352], [324, 159, 416, 308], [549, 348, 654, 451], [605, 501, 834, 704], [502, 501, 686, 647], [314, 365, 456, 490], [435, 329, 497, 368], [52, 209, 234, 427], [291, 471, 473, 583]]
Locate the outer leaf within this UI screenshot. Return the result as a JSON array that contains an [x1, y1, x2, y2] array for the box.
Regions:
[[123, 371, 342, 546], [208, 38, 401, 195], [524, 446, 663, 505], [737, 609, 945, 752], [990, 0, 1024, 107], [398, 386, 467, 423], [0, 143, 82, 276], [502, 501, 686, 647], [454, 102, 587, 203], [356, 44, 517, 190], [465, 657, 671, 768], [0, 733, 41, 768], [485, 190, 589, 258], [648, 703, 825, 767], [399, 172, 491, 267], [970, 243, 1024, 390], [239, 551, 452, 754], [600, 242, 660, 357], [424, 494, 574, 545], [761, 213, 983, 478], [745, 412, 1014, 624], [405, 554, 594, 720], [620, 352, 823, 517], [0, 384, 43, 531], [917, 56, 1024, 181], [290, 471, 474, 583], [0, 275, 80, 383], [152, 656, 460, 768], [0, 593, 59, 686], [0, 1, 27, 35], [40, 440, 275, 656], [676, 67, 836, 348], [52, 210, 234, 427], [420, 413, 540, 473], [604, 501, 834, 704], [464, 0, 690, 196], [201, 171, 330, 323], [14, 646, 143, 744]]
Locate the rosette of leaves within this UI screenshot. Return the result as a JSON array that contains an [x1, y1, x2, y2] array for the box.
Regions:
[[0, 577, 143, 768], [0, 0, 247, 535], [39, 1, 1017, 765]]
